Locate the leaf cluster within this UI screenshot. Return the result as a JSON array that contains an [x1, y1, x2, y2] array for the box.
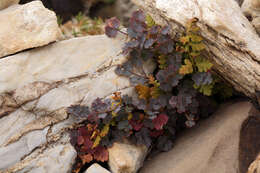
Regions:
[[68, 10, 233, 171]]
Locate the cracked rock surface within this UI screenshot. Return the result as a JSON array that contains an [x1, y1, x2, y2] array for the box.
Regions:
[[0, 34, 139, 173]]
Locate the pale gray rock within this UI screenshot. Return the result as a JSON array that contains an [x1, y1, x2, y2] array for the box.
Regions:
[[108, 142, 148, 173], [242, 0, 260, 35], [0, 1, 60, 58], [0, 34, 154, 172], [0, 0, 19, 10], [85, 163, 111, 173]]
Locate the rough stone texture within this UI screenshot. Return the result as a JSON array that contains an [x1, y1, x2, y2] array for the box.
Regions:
[[0, 34, 153, 172], [248, 154, 260, 173], [140, 101, 260, 173], [239, 107, 260, 173], [0, 0, 19, 10], [108, 142, 148, 173], [236, 0, 245, 6], [85, 163, 111, 173], [132, 0, 260, 100], [0, 1, 60, 58], [242, 0, 260, 35]]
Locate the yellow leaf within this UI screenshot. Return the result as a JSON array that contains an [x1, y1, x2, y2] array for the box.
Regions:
[[148, 75, 160, 87], [92, 135, 101, 148], [180, 36, 190, 44], [190, 34, 203, 42], [179, 59, 193, 75], [191, 43, 205, 51], [150, 87, 161, 99], [100, 124, 110, 137], [128, 113, 133, 120], [90, 130, 97, 140], [194, 84, 213, 96], [146, 14, 156, 28], [190, 51, 201, 57], [157, 55, 167, 69], [111, 120, 116, 126], [135, 84, 151, 100], [195, 57, 213, 72], [112, 111, 117, 117]]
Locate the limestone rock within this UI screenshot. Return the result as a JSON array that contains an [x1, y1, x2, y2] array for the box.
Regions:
[[140, 102, 260, 173], [0, 34, 153, 172], [248, 154, 260, 173], [108, 142, 148, 173], [0, 0, 19, 10], [252, 17, 260, 34], [242, 0, 260, 18], [242, 0, 260, 35], [85, 163, 111, 173], [0, 1, 60, 58]]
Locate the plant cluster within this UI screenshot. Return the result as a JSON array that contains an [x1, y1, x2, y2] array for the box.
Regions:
[[59, 12, 104, 39], [68, 10, 232, 172]]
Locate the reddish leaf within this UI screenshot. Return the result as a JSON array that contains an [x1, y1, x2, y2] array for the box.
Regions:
[[84, 137, 93, 149], [105, 26, 118, 38], [150, 130, 164, 137], [77, 136, 84, 145], [87, 113, 99, 123], [105, 17, 120, 38], [80, 154, 93, 164], [106, 17, 120, 29], [80, 138, 93, 152], [130, 120, 143, 131], [152, 114, 169, 130], [93, 146, 109, 162], [78, 127, 89, 137]]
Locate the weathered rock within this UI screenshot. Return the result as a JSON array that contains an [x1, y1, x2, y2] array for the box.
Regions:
[[0, 1, 60, 58], [0, 0, 19, 10], [132, 0, 260, 100], [248, 154, 260, 173], [108, 142, 148, 173], [242, 0, 260, 35], [252, 17, 260, 34], [235, 0, 244, 6], [85, 163, 111, 173], [0, 34, 153, 172], [242, 0, 260, 18], [140, 101, 260, 173]]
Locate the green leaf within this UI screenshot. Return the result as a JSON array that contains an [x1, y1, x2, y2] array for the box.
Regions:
[[158, 55, 167, 69], [195, 57, 213, 72], [146, 14, 156, 28], [194, 84, 213, 96]]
